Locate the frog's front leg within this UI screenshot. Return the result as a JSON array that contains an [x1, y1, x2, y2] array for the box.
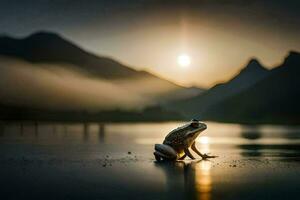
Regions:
[[191, 141, 204, 158], [191, 141, 218, 159]]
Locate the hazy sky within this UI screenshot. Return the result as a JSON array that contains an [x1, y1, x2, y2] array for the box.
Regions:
[[0, 0, 299, 88]]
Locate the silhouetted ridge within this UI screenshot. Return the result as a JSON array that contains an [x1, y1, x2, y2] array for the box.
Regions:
[[282, 51, 300, 67], [200, 50, 300, 124], [26, 31, 63, 40], [235, 58, 268, 79], [244, 58, 266, 71], [166, 56, 270, 117], [167, 50, 300, 124], [0, 32, 150, 79]]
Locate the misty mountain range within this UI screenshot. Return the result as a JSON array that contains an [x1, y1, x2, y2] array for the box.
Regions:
[[0, 31, 299, 123], [168, 51, 300, 124], [0, 32, 203, 112]]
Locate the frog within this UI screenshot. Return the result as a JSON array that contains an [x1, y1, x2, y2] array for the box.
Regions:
[[154, 119, 217, 161]]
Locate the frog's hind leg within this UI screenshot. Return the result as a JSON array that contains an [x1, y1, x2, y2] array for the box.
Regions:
[[154, 144, 177, 161]]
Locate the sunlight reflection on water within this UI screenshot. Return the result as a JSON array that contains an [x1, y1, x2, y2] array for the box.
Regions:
[[196, 161, 212, 200]]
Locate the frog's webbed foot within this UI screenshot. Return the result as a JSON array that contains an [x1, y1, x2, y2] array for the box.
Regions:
[[184, 148, 195, 160], [191, 141, 218, 159], [202, 153, 218, 159]]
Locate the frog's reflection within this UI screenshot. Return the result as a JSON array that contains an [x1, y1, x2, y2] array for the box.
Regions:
[[98, 123, 105, 143], [239, 126, 263, 157], [83, 123, 89, 142], [155, 160, 212, 200], [82, 123, 106, 143], [240, 125, 262, 140]]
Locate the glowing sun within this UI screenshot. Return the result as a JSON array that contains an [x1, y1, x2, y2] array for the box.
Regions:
[[177, 54, 191, 67]]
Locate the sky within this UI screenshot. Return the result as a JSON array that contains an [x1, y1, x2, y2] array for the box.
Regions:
[[0, 0, 299, 88]]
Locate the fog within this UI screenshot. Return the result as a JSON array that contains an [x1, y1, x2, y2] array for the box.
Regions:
[[0, 56, 155, 111]]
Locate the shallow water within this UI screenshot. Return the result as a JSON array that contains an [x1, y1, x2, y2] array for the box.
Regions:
[[0, 121, 300, 200]]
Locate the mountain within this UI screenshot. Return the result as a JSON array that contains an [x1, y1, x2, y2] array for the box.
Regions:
[[201, 51, 300, 124], [0, 32, 140, 79], [167, 57, 270, 117], [0, 31, 203, 111]]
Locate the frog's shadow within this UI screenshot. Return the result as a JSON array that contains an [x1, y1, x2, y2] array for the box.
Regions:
[[154, 159, 205, 169]]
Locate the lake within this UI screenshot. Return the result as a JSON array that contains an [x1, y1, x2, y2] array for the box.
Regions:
[[0, 121, 300, 200]]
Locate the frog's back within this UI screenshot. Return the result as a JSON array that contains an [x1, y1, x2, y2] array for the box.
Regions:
[[163, 124, 191, 149]]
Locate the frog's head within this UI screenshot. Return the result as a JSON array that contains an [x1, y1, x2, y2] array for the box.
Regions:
[[185, 119, 207, 143], [190, 119, 207, 130]]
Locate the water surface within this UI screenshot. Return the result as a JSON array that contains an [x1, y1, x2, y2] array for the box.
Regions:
[[0, 121, 300, 200]]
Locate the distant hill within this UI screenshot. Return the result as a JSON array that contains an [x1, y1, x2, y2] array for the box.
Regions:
[[0, 104, 184, 122], [0, 32, 143, 79], [0, 31, 203, 112], [202, 51, 300, 124], [167, 57, 270, 117], [167, 51, 300, 124]]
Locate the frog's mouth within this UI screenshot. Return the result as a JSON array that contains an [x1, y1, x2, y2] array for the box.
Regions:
[[200, 123, 207, 131]]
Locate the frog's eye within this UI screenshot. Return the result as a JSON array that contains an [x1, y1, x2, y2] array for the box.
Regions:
[[191, 122, 199, 128]]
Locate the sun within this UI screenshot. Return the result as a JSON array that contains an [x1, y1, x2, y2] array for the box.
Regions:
[[177, 54, 191, 67]]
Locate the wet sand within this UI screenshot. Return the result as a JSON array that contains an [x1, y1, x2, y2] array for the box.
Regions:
[[0, 122, 300, 200]]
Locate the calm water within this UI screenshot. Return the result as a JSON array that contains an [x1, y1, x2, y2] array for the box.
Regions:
[[0, 121, 300, 200]]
